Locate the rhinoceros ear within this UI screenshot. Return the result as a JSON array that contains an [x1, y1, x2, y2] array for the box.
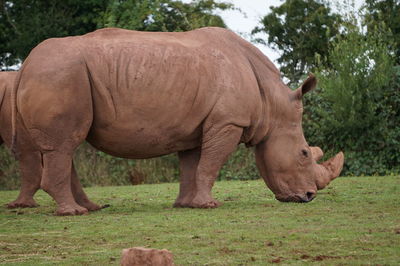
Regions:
[[293, 74, 317, 99]]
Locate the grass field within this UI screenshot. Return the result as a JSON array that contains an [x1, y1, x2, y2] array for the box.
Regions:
[[0, 176, 399, 265]]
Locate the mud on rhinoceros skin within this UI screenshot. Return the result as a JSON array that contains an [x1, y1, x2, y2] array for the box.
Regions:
[[11, 27, 344, 215]]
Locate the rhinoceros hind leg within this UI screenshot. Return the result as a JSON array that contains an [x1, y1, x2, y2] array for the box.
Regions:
[[70, 161, 102, 212], [188, 124, 243, 208], [173, 148, 201, 208], [6, 151, 42, 209], [41, 151, 88, 216]]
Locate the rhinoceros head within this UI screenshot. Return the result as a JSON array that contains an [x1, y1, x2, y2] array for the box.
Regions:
[[255, 75, 344, 203]]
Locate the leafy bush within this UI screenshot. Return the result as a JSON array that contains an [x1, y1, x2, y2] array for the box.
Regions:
[[303, 22, 400, 176], [218, 145, 259, 181], [98, 0, 232, 32], [0, 146, 19, 190]]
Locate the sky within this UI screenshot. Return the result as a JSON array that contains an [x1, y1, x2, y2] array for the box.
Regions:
[[218, 0, 282, 63], [213, 0, 365, 65]]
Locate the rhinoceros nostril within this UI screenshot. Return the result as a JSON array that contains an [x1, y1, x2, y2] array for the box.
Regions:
[[305, 191, 316, 202]]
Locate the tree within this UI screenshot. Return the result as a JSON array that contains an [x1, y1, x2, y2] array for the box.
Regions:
[[252, 0, 341, 85], [0, 0, 108, 69], [306, 21, 399, 175], [364, 0, 400, 64], [0, 0, 232, 69], [98, 0, 232, 32]]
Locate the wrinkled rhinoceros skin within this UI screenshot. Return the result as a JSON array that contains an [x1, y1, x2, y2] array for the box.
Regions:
[[0, 72, 101, 211], [11, 27, 344, 215]]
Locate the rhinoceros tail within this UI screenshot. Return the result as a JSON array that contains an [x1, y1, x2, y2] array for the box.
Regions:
[[10, 66, 24, 159]]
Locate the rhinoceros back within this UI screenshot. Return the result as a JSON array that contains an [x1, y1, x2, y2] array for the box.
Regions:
[[80, 28, 240, 158]]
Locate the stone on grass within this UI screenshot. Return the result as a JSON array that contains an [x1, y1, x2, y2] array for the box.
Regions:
[[121, 247, 174, 266]]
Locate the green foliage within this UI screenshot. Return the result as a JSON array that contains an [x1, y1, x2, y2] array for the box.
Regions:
[[304, 20, 400, 175], [0, 0, 108, 68], [364, 0, 400, 64], [252, 0, 341, 84], [1, 176, 399, 264], [218, 145, 259, 181], [73, 143, 180, 187], [98, 0, 232, 31], [315, 25, 394, 146], [0, 145, 18, 190]]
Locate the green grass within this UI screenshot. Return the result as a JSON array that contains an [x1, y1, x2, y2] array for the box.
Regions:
[[0, 176, 399, 265]]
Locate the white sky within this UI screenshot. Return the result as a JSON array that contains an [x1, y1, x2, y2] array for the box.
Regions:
[[218, 0, 282, 63], [213, 0, 365, 65]]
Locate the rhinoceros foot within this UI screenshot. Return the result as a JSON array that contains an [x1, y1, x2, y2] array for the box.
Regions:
[[6, 198, 39, 209], [190, 195, 221, 208], [174, 194, 221, 208], [55, 204, 88, 216], [173, 196, 195, 208], [75, 200, 102, 212]]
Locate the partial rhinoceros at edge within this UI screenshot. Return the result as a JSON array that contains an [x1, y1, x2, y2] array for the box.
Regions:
[[1, 72, 101, 211], [8, 27, 344, 215]]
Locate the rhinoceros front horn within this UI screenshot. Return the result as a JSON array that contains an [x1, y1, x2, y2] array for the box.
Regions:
[[315, 151, 345, 190]]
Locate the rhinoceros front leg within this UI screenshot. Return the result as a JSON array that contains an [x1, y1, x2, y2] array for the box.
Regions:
[[6, 151, 41, 208], [173, 148, 201, 207], [70, 162, 102, 212], [189, 124, 243, 208]]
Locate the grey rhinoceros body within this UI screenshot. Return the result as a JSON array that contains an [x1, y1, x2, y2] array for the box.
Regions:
[[30, 27, 271, 158], [12, 27, 344, 215]]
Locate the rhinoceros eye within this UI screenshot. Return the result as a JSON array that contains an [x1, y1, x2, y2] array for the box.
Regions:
[[301, 149, 309, 157]]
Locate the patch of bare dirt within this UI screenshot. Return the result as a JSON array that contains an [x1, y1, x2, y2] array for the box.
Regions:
[[299, 254, 354, 262], [265, 241, 274, 247], [270, 257, 283, 263], [218, 247, 235, 254]]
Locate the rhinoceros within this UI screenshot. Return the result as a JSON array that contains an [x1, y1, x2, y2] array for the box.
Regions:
[[1, 72, 102, 211], [11, 27, 344, 215]]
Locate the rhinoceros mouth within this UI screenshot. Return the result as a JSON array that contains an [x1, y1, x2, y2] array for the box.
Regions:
[[275, 192, 316, 203]]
